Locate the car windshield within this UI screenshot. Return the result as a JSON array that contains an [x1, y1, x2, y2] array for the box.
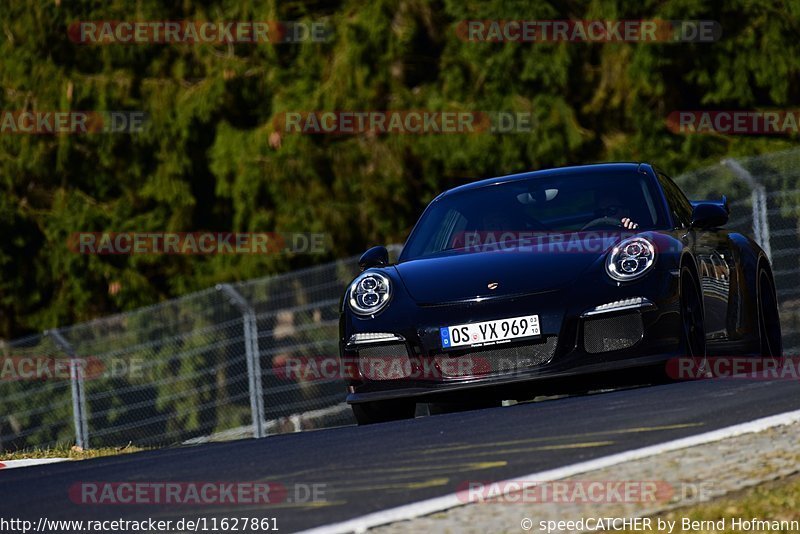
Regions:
[[401, 170, 667, 261]]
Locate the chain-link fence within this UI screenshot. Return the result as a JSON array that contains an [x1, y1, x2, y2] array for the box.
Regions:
[[676, 148, 800, 354], [3, 150, 800, 452], [0, 246, 402, 451]]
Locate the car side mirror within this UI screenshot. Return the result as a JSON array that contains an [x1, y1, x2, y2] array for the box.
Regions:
[[691, 202, 729, 229], [359, 246, 389, 271]]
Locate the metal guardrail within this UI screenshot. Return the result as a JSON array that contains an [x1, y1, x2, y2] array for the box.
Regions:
[[2, 150, 800, 451]]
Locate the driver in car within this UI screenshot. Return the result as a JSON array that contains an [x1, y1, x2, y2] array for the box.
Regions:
[[596, 191, 639, 230]]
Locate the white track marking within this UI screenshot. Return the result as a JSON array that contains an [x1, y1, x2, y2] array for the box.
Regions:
[[302, 408, 800, 534], [0, 458, 69, 470]]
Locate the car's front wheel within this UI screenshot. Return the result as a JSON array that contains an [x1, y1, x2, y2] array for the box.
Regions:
[[352, 399, 415, 425], [658, 266, 708, 381], [680, 265, 707, 359]]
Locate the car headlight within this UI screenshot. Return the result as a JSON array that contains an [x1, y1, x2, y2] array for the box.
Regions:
[[348, 272, 392, 316], [606, 237, 656, 281]]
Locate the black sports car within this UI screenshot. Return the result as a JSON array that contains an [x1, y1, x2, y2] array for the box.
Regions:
[[339, 163, 782, 424]]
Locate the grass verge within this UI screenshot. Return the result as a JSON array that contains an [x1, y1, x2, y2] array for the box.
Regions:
[[0, 442, 146, 461], [631, 473, 800, 533]]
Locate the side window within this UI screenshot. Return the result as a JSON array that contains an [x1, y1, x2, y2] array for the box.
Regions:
[[657, 171, 692, 228]]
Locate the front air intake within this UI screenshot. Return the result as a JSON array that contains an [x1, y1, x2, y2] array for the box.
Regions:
[[583, 312, 643, 353]]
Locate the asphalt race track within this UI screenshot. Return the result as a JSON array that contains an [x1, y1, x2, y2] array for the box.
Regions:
[[5, 378, 800, 532]]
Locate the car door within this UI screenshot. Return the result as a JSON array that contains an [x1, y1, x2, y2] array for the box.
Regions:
[[655, 171, 734, 345]]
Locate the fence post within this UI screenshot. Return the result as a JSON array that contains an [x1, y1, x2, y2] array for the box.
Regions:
[[722, 158, 772, 261], [216, 284, 266, 438], [47, 329, 89, 450]]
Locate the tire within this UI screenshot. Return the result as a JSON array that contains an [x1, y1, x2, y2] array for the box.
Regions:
[[680, 265, 707, 359], [757, 265, 782, 358], [668, 265, 708, 381], [428, 399, 502, 415], [352, 399, 415, 425]]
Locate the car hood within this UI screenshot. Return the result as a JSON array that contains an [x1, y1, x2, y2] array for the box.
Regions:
[[394, 234, 621, 304]]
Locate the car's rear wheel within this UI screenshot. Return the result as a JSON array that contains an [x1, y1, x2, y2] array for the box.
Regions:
[[352, 399, 415, 425], [757, 265, 782, 358]]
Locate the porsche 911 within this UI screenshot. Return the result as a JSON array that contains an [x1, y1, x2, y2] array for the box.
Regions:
[[339, 163, 782, 424]]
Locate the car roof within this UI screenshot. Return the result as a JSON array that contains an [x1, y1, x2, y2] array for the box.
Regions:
[[439, 162, 653, 198]]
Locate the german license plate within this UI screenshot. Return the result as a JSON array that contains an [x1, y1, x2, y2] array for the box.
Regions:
[[440, 315, 540, 349]]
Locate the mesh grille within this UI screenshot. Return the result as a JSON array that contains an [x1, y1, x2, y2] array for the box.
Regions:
[[433, 337, 558, 378], [356, 343, 411, 380], [583, 313, 643, 353]]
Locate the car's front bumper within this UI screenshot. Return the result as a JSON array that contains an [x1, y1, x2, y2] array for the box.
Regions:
[[341, 268, 682, 404]]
